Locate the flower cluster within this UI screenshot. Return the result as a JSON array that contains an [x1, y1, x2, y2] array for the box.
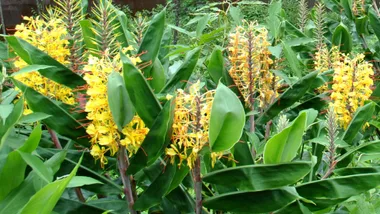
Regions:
[[331, 53, 373, 129], [228, 22, 277, 108], [166, 81, 222, 169], [13, 16, 74, 114], [84, 51, 148, 167]]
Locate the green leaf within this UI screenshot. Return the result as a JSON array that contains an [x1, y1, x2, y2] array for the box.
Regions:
[[342, 102, 375, 145], [369, 8, 380, 42], [331, 23, 353, 53], [5, 36, 85, 88], [150, 58, 166, 92], [10, 65, 55, 77], [18, 154, 84, 214], [1, 89, 19, 105], [128, 99, 175, 175], [296, 173, 380, 210], [79, 20, 99, 55], [355, 16, 368, 35], [282, 41, 302, 77], [134, 163, 176, 211], [257, 71, 318, 124], [196, 15, 210, 37], [0, 98, 24, 146], [337, 140, 380, 162], [160, 47, 201, 94], [19, 112, 51, 124], [0, 124, 41, 201], [209, 82, 245, 152], [208, 48, 224, 84], [203, 162, 311, 191], [229, 6, 243, 25], [107, 71, 135, 131], [54, 198, 109, 214], [17, 151, 53, 184], [138, 9, 166, 77], [0, 104, 14, 125], [341, 0, 353, 20], [203, 187, 299, 213], [263, 112, 307, 164], [12, 80, 89, 147], [121, 52, 162, 128], [67, 176, 103, 188]]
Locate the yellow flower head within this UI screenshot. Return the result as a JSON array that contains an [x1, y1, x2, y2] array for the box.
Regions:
[[84, 52, 147, 167], [228, 22, 278, 108], [165, 81, 222, 169], [330, 52, 373, 129], [13, 15, 74, 114]]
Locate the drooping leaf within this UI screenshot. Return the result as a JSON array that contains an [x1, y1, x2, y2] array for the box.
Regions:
[[128, 99, 175, 175], [263, 112, 307, 164], [0, 104, 13, 125], [203, 187, 300, 213], [79, 20, 99, 55], [5, 36, 85, 88], [10, 65, 55, 77], [18, 154, 84, 214], [0, 124, 41, 201], [121, 52, 162, 128], [296, 173, 380, 210], [160, 47, 201, 94], [342, 102, 375, 145], [257, 71, 318, 124], [12, 80, 89, 147], [133, 163, 176, 211], [17, 151, 53, 184], [331, 23, 352, 53], [0, 98, 24, 145], [138, 9, 166, 77], [208, 48, 224, 84], [368, 8, 380, 42], [19, 112, 52, 124], [203, 162, 311, 191], [209, 82, 245, 152], [107, 71, 135, 131], [67, 176, 103, 188], [150, 58, 166, 92], [282, 41, 302, 77]]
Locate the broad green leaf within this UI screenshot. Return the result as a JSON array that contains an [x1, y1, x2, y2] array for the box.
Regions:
[[337, 140, 380, 162], [334, 167, 380, 176], [67, 176, 103, 188], [138, 9, 166, 77], [167, 24, 196, 37], [54, 198, 109, 214], [150, 58, 166, 92], [0, 104, 13, 125], [0, 125, 41, 201], [209, 82, 245, 152], [331, 23, 352, 53], [17, 151, 53, 184], [134, 163, 176, 211], [107, 71, 135, 131], [128, 99, 175, 175], [121, 52, 162, 128], [79, 20, 99, 55], [12, 80, 89, 147], [196, 15, 210, 37], [342, 102, 375, 145], [167, 162, 190, 194], [160, 47, 201, 94], [111, 8, 130, 48], [296, 173, 380, 210], [0, 98, 24, 146], [5, 36, 85, 88], [203, 162, 311, 191], [18, 154, 84, 214], [369, 8, 380, 41], [11, 65, 55, 77], [1, 89, 19, 105], [19, 112, 51, 124], [341, 0, 353, 20], [263, 112, 307, 164], [275, 200, 312, 214], [229, 6, 243, 25], [282, 41, 302, 77], [203, 187, 299, 213], [355, 16, 368, 35], [0, 150, 66, 214], [257, 71, 318, 124], [208, 48, 224, 84]]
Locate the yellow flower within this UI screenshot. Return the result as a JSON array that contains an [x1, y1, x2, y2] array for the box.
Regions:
[[330, 52, 373, 129], [13, 15, 74, 113], [228, 22, 278, 108], [165, 81, 223, 169], [85, 53, 149, 167]]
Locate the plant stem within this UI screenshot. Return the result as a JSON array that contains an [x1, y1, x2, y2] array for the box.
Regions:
[[47, 127, 62, 149], [74, 188, 86, 202], [192, 155, 202, 214], [117, 146, 137, 214], [0, 0, 6, 35]]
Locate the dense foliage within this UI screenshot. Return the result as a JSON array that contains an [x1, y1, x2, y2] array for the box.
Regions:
[[1, 0, 380, 213]]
